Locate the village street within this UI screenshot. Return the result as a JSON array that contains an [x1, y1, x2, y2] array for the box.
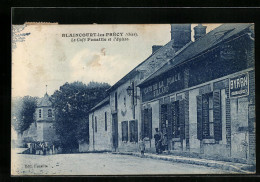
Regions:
[[12, 148, 231, 175]]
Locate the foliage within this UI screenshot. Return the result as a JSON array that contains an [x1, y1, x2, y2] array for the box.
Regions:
[[12, 96, 38, 135], [51, 81, 110, 151]]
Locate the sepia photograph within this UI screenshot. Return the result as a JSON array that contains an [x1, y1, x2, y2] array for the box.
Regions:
[[11, 22, 255, 175]]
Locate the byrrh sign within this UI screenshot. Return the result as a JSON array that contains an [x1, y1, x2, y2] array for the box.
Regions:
[[229, 73, 249, 98]]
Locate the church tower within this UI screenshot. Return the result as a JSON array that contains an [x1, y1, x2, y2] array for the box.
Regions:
[[35, 88, 57, 144]]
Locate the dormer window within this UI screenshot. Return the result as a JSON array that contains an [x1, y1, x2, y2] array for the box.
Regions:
[[39, 109, 42, 118], [48, 109, 52, 117]]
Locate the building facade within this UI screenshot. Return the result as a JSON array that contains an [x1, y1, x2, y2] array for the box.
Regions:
[[138, 24, 255, 164], [89, 97, 112, 151], [88, 24, 255, 165], [22, 93, 58, 145], [34, 93, 58, 144], [89, 25, 191, 152]]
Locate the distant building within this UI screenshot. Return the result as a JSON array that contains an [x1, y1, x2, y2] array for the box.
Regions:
[[89, 97, 111, 151], [89, 24, 255, 165], [35, 93, 58, 143], [23, 93, 58, 145]]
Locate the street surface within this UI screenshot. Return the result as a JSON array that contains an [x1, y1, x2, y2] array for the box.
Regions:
[[11, 148, 231, 175]]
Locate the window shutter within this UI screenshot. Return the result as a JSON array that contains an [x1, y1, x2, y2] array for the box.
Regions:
[[148, 108, 152, 139], [197, 95, 203, 140], [141, 109, 144, 139], [121, 122, 124, 141], [202, 94, 209, 138], [179, 99, 185, 140], [134, 120, 138, 142], [167, 103, 173, 140], [171, 101, 178, 138], [134, 81, 137, 106], [213, 90, 222, 141]]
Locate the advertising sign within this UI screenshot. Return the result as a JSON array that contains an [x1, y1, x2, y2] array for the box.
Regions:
[[229, 73, 249, 98]]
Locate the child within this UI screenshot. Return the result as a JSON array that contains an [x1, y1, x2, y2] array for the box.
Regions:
[[139, 138, 145, 157]]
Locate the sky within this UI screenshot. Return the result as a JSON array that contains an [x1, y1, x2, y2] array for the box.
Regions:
[[12, 24, 221, 98]]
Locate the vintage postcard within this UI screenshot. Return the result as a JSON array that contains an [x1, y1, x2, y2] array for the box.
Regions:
[[11, 23, 255, 175]]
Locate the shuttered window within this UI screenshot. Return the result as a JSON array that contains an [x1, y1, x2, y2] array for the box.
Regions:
[[171, 101, 180, 138], [48, 109, 52, 117], [95, 116, 97, 132], [179, 100, 186, 140], [105, 112, 107, 131], [92, 115, 94, 129], [129, 120, 138, 142], [213, 90, 222, 141], [141, 108, 152, 139], [197, 90, 222, 140], [122, 121, 128, 142], [134, 81, 138, 106]]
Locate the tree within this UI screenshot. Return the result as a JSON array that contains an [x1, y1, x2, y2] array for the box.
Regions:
[[12, 96, 38, 136], [51, 81, 110, 151]]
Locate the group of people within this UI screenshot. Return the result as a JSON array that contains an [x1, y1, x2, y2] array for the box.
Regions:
[[154, 128, 168, 154], [28, 141, 57, 155], [138, 128, 168, 157]]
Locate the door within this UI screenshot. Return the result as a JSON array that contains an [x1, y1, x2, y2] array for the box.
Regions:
[[160, 104, 168, 151], [112, 113, 118, 150]]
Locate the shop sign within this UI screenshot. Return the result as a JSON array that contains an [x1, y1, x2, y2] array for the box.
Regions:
[[142, 72, 183, 102], [229, 73, 249, 98]]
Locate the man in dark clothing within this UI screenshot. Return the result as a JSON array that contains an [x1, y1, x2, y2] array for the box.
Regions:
[[154, 128, 161, 154]]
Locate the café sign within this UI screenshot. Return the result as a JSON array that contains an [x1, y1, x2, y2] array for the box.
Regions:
[[229, 73, 249, 98], [142, 72, 183, 102]]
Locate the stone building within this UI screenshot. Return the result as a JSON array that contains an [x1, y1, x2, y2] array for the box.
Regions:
[[138, 23, 255, 164], [89, 97, 112, 151], [34, 93, 58, 143], [88, 24, 255, 165], [89, 24, 191, 152], [22, 92, 58, 146]]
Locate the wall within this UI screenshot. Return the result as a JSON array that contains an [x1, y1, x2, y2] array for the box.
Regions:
[[79, 142, 89, 152], [89, 104, 112, 151], [141, 69, 253, 162], [142, 100, 160, 152], [36, 122, 57, 143], [113, 78, 141, 152]]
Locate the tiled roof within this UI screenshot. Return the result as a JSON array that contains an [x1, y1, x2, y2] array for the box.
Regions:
[[138, 23, 253, 87], [107, 38, 176, 92], [37, 93, 52, 107], [90, 97, 110, 112]]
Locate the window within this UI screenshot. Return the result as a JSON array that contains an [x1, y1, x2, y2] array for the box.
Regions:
[[39, 109, 41, 118], [92, 115, 94, 129], [134, 81, 138, 106], [115, 92, 118, 111], [161, 100, 185, 141], [95, 116, 97, 132], [48, 109, 52, 117], [105, 112, 107, 131], [197, 90, 222, 140], [142, 108, 152, 139], [121, 121, 128, 142], [129, 120, 138, 142], [171, 101, 180, 138]]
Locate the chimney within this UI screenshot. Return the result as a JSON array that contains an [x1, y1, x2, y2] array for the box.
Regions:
[[171, 24, 191, 52], [194, 24, 207, 41], [152, 45, 163, 53]]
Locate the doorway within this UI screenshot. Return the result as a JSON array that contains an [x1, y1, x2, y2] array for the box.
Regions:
[[112, 113, 118, 151]]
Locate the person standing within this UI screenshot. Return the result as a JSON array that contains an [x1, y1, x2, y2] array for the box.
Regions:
[[154, 128, 161, 154], [139, 138, 145, 157]]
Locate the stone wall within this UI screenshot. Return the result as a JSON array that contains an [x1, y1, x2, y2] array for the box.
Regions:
[[89, 104, 112, 151]]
